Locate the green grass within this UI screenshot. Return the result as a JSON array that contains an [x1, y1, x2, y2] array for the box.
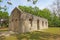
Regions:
[[0, 27, 60, 40], [5, 36, 18, 40], [43, 27, 60, 35], [16, 31, 60, 40], [15, 27, 60, 40], [0, 28, 8, 32]]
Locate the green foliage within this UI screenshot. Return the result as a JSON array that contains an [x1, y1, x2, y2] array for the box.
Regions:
[[0, 11, 9, 19], [18, 6, 60, 27], [0, 6, 7, 11], [7, 2, 12, 5], [0, 6, 2, 10], [27, 0, 38, 4], [0, 11, 9, 28], [0, 0, 12, 11], [27, 0, 31, 1], [33, 0, 38, 4], [0, 0, 2, 2]]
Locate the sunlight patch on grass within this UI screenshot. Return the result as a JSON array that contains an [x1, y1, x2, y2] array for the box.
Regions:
[[42, 27, 60, 35], [5, 36, 18, 40]]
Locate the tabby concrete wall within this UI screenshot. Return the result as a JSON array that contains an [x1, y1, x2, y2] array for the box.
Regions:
[[9, 7, 48, 33]]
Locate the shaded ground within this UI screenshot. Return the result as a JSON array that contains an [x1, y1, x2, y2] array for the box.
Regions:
[[0, 31, 60, 40], [16, 31, 60, 40]]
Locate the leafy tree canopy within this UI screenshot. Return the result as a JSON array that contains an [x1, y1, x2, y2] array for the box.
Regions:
[[18, 6, 60, 27]]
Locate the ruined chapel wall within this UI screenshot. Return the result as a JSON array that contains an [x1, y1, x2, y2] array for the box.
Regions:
[[9, 7, 48, 33]]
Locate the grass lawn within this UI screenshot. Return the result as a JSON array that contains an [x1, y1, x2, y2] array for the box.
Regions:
[[5, 36, 18, 40], [43, 27, 60, 35], [0, 28, 8, 32], [0, 27, 60, 40]]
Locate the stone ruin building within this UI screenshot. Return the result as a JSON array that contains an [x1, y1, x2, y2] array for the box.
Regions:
[[9, 7, 48, 33]]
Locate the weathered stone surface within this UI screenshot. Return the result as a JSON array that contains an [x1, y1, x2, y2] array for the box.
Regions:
[[9, 7, 48, 33]]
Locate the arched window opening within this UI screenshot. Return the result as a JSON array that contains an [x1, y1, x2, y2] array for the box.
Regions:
[[12, 19, 13, 22], [37, 19, 39, 30], [29, 19, 32, 27], [45, 22, 47, 26], [15, 19, 17, 21], [42, 21, 44, 27]]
